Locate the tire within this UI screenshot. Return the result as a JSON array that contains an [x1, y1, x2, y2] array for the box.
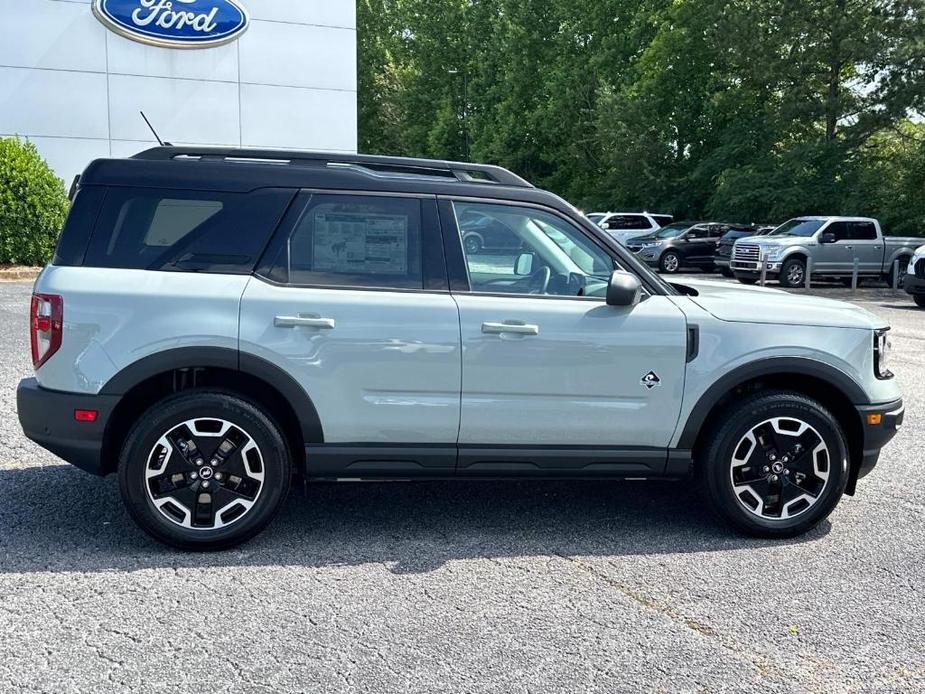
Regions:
[[660, 251, 681, 274], [779, 258, 806, 288], [463, 234, 482, 255], [719, 267, 733, 278], [700, 391, 849, 538], [736, 276, 758, 285], [118, 390, 292, 550], [914, 295, 925, 308], [887, 258, 909, 289]]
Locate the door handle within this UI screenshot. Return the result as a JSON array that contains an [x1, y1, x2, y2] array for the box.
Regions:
[[482, 321, 539, 336], [844, 245, 854, 251], [274, 314, 336, 329]]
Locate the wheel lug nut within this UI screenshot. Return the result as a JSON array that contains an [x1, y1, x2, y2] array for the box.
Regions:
[[762, 466, 770, 473], [190, 472, 199, 480], [202, 481, 210, 489], [770, 474, 779, 482], [215, 472, 223, 481], [784, 469, 790, 475], [769, 454, 777, 461]]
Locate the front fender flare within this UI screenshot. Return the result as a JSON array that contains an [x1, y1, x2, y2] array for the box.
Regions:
[[675, 356, 869, 449]]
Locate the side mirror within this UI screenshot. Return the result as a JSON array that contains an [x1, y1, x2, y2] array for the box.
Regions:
[[820, 232, 837, 244], [513, 252, 534, 276], [606, 271, 641, 307]]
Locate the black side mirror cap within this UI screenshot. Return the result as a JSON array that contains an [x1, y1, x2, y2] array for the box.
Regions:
[[606, 271, 642, 307]]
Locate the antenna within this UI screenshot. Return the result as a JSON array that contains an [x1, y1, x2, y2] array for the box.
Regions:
[[140, 111, 172, 146]]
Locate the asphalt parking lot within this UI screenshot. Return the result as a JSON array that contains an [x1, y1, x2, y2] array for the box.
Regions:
[[0, 277, 922, 693]]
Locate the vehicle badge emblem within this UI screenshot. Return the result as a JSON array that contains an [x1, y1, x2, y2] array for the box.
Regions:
[[641, 371, 662, 390]]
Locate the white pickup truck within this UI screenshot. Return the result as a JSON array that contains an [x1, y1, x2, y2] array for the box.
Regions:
[[731, 217, 920, 288]]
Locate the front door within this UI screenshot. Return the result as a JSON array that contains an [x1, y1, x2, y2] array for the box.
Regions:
[[681, 225, 721, 267], [813, 221, 853, 273], [239, 192, 462, 476], [444, 199, 688, 476]]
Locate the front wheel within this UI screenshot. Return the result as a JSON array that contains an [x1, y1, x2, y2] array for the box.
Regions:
[[914, 295, 925, 308], [719, 267, 733, 278], [463, 234, 482, 255], [700, 391, 849, 538], [779, 258, 806, 288], [118, 391, 292, 550], [736, 276, 758, 285], [660, 251, 681, 273]]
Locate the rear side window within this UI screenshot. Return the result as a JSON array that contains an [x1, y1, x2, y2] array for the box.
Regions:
[[850, 222, 878, 240], [605, 215, 651, 230], [83, 187, 293, 273], [270, 194, 423, 289], [652, 215, 673, 227]]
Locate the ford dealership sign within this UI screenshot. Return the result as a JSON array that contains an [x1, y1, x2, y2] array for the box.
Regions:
[[92, 0, 249, 49]]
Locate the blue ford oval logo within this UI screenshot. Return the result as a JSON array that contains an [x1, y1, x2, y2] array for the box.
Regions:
[[92, 0, 249, 49]]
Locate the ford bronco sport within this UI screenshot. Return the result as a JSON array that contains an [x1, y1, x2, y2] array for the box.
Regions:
[[17, 147, 904, 550]]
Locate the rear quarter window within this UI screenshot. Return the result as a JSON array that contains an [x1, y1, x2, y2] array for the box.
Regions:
[[83, 187, 294, 273]]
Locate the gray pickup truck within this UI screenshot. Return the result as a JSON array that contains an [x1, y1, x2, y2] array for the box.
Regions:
[[731, 217, 920, 288]]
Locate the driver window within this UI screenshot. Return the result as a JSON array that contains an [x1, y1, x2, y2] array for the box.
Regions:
[[453, 201, 616, 298]]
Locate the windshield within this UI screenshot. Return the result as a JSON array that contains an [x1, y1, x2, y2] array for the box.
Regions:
[[652, 222, 692, 239], [769, 219, 825, 237]]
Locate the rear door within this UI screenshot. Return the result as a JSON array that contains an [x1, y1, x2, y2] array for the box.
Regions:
[[442, 199, 688, 476], [239, 192, 462, 476]]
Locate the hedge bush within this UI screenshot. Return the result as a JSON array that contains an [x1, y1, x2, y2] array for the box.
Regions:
[[0, 137, 69, 266]]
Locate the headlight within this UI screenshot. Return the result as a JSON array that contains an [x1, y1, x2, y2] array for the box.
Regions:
[[762, 246, 783, 261], [644, 241, 663, 248], [875, 329, 893, 380], [912, 246, 925, 266]]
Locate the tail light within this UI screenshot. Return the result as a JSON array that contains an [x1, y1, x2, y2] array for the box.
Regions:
[[30, 293, 63, 369]]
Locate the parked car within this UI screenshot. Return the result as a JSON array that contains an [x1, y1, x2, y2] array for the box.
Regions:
[[731, 217, 919, 288], [628, 222, 729, 273], [905, 244, 925, 308], [459, 207, 522, 255], [18, 147, 902, 549], [589, 212, 674, 245], [714, 226, 773, 277]]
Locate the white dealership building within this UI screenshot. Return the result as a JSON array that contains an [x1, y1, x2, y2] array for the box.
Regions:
[[0, 0, 357, 182]]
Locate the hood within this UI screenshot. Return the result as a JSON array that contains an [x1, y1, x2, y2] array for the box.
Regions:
[[627, 234, 657, 244], [671, 279, 888, 330], [738, 235, 809, 248]]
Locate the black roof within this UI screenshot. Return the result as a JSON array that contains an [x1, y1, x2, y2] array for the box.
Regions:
[[77, 146, 582, 211]]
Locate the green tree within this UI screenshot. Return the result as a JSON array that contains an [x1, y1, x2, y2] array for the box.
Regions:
[[0, 137, 69, 265]]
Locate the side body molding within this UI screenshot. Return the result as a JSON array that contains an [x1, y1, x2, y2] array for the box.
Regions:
[[99, 347, 324, 443], [676, 357, 869, 449]]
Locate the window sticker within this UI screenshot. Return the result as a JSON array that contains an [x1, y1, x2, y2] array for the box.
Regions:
[[312, 212, 409, 275]]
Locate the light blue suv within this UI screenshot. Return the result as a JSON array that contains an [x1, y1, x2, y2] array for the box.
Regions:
[[17, 147, 904, 549]]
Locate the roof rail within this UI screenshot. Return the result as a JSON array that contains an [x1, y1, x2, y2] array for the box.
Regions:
[[132, 146, 533, 188]]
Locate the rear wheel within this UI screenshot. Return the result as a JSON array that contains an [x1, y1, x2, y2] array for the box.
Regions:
[[779, 258, 806, 288], [700, 391, 849, 538], [118, 391, 292, 550], [887, 257, 909, 288]]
